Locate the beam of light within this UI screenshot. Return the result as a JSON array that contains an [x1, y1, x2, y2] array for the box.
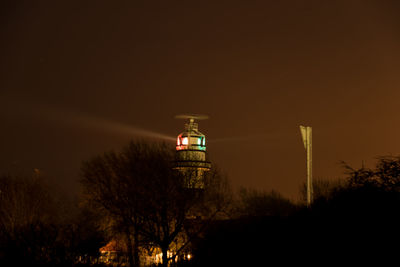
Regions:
[[208, 133, 280, 143], [71, 113, 176, 141], [58, 112, 175, 141], [52, 111, 176, 141], [0, 94, 175, 142]]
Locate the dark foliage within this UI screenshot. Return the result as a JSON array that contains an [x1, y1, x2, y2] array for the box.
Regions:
[[190, 189, 400, 266], [190, 156, 400, 266], [233, 188, 297, 218], [0, 175, 105, 267]]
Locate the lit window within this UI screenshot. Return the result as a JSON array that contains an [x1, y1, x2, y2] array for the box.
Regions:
[[177, 138, 181, 146], [202, 138, 206, 146], [197, 137, 202, 145], [182, 137, 188, 145]]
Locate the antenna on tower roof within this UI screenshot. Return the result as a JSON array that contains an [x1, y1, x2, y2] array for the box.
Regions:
[[175, 114, 208, 132], [175, 114, 209, 121]]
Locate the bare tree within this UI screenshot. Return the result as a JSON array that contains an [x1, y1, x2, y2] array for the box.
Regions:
[[0, 173, 105, 266], [81, 140, 231, 267], [342, 156, 400, 191], [0, 174, 61, 265], [81, 147, 143, 267]]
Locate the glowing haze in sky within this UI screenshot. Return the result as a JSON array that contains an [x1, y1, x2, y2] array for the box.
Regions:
[[1, 1, 400, 199]]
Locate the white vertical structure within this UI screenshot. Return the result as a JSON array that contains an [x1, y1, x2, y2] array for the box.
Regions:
[[300, 125, 313, 207]]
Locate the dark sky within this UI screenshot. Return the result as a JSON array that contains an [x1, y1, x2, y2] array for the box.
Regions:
[[1, 0, 400, 200]]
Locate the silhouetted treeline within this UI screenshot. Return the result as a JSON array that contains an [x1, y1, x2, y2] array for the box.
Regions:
[[3, 149, 400, 266], [189, 156, 400, 266]]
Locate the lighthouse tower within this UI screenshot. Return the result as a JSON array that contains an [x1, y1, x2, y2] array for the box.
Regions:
[[174, 115, 211, 189]]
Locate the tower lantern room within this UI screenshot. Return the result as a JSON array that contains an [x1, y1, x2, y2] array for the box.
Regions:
[[174, 115, 211, 189]]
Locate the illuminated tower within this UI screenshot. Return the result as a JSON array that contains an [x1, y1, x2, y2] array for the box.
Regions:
[[174, 115, 211, 189]]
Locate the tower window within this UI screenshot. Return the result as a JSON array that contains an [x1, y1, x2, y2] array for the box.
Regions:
[[182, 137, 189, 145]]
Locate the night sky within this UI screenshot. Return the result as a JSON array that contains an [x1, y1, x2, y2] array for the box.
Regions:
[[1, 1, 400, 200]]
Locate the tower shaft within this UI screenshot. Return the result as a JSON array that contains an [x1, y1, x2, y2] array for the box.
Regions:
[[300, 125, 313, 207]]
